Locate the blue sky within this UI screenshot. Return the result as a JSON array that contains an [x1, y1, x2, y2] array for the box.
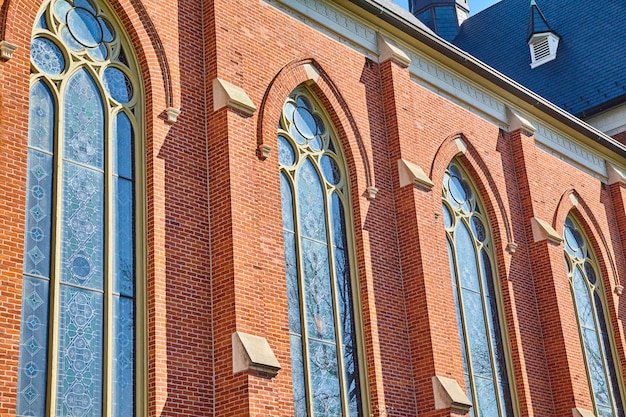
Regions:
[[393, 0, 501, 16]]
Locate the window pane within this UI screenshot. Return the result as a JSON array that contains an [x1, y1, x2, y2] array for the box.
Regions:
[[64, 70, 104, 169], [56, 286, 103, 417], [28, 82, 55, 152], [309, 340, 341, 415], [61, 163, 104, 290], [112, 295, 134, 416], [23, 150, 53, 278], [297, 160, 326, 241], [17, 276, 49, 417]]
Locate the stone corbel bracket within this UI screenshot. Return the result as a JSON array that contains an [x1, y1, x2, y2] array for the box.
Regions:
[[507, 107, 536, 136], [432, 375, 472, 412], [531, 217, 563, 245], [398, 159, 434, 190], [232, 332, 281, 377], [572, 407, 595, 417], [377, 34, 411, 68], [0, 41, 17, 61], [364, 186, 379, 201], [213, 78, 256, 116], [607, 162, 626, 186], [164, 107, 180, 124]]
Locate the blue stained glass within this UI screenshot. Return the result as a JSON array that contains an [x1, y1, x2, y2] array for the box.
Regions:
[[471, 216, 486, 242], [334, 244, 360, 416], [114, 178, 134, 296], [309, 340, 341, 416], [321, 155, 341, 185], [293, 107, 316, 140], [331, 193, 346, 250], [443, 203, 452, 229], [281, 173, 294, 232], [463, 289, 492, 378], [290, 124, 307, 145], [17, 276, 49, 417], [98, 17, 114, 42], [29, 82, 55, 152], [455, 223, 480, 292], [481, 250, 515, 416], [290, 335, 307, 417], [112, 296, 134, 416], [56, 286, 103, 417], [31, 38, 65, 75], [584, 327, 611, 407], [572, 268, 594, 329], [87, 43, 108, 61], [24, 151, 53, 278], [297, 159, 326, 241], [278, 136, 295, 167], [284, 231, 301, 334], [64, 70, 104, 169], [301, 238, 335, 342], [104, 67, 133, 103], [54, 0, 72, 23], [448, 175, 468, 205], [474, 376, 499, 416], [67, 7, 103, 48], [296, 96, 312, 111], [309, 136, 322, 151], [61, 163, 103, 290], [585, 262, 597, 285], [75, 0, 97, 14], [62, 27, 83, 51], [114, 113, 134, 179], [596, 294, 625, 416], [36, 13, 47, 29]]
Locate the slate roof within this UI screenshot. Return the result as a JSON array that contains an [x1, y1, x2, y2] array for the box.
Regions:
[[452, 0, 626, 117]]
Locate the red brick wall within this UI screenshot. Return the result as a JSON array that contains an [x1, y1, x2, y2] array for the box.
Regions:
[[0, 0, 624, 416]]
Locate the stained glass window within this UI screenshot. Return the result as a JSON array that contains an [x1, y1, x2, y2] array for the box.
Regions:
[[17, 0, 140, 415], [564, 217, 625, 417], [279, 89, 363, 416], [443, 161, 514, 416]]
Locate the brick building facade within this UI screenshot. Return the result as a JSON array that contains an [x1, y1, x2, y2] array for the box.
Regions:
[[0, 0, 625, 416]]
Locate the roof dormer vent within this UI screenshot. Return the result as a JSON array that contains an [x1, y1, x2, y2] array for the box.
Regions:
[[527, 0, 559, 68]]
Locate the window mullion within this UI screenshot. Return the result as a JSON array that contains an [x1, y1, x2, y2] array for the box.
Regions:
[[46, 80, 64, 415], [103, 106, 114, 417]]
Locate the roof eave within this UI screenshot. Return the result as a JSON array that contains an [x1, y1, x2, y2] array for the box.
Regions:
[[345, 0, 626, 158]]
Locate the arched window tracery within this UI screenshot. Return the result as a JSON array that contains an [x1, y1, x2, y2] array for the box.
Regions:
[[278, 88, 363, 416], [17, 0, 141, 415], [442, 161, 514, 416], [564, 216, 625, 417]]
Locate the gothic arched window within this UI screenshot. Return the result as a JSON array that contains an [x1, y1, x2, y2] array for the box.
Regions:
[[17, 0, 141, 415], [563, 216, 625, 417], [442, 161, 514, 416], [278, 88, 363, 416]]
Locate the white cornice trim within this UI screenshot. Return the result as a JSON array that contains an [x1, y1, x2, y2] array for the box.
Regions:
[[587, 103, 626, 137]]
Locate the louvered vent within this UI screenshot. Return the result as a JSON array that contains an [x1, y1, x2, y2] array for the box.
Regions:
[[533, 38, 550, 60]]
